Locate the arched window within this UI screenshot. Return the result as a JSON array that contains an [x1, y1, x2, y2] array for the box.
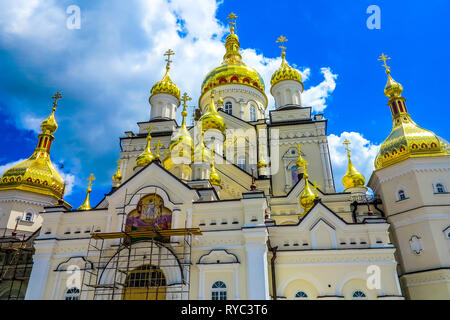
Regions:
[[398, 190, 407, 201], [224, 102, 233, 115], [250, 105, 257, 121], [25, 212, 34, 222], [435, 183, 446, 194], [295, 291, 308, 299], [65, 287, 80, 300], [352, 290, 367, 300], [211, 281, 227, 300], [237, 156, 246, 171]]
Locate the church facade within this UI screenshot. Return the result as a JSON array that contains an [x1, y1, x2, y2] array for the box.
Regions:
[[0, 15, 448, 300]]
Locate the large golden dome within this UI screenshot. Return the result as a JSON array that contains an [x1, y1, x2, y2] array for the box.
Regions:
[[375, 56, 448, 169], [0, 95, 65, 200], [200, 28, 266, 102]]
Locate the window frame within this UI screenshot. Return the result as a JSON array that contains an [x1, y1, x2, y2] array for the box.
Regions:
[[224, 102, 233, 115], [211, 281, 227, 301], [249, 105, 257, 121], [23, 210, 35, 222]]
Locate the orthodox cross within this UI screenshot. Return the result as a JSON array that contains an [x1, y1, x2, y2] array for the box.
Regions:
[[378, 53, 391, 74], [52, 92, 62, 111], [313, 181, 321, 197], [297, 144, 303, 156], [147, 125, 153, 140], [227, 13, 238, 33], [277, 35, 288, 55], [154, 140, 163, 159], [181, 92, 192, 108], [164, 49, 175, 68], [87, 173, 96, 187], [343, 139, 352, 156]]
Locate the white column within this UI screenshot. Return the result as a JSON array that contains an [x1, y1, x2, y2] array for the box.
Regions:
[[234, 265, 240, 300], [25, 252, 53, 300], [243, 228, 269, 300], [198, 266, 205, 300]]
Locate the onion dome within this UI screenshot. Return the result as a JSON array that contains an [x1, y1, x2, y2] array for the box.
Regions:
[[112, 160, 122, 187], [150, 49, 180, 101], [194, 131, 211, 163], [342, 140, 366, 189], [209, 148, 222, 186], [200, 13, 266, 103], [78, 174, 95, 211], [0, 93, 65, 200], [163, 93, 194, 170], [199, 91, 226, 134], [299, 164, 316, 214], [375, 54, 448, 170], [271, 36, 303, 89], [135, 128, 155, 168]]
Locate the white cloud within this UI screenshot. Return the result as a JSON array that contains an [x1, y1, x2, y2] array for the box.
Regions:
[[0, 0, 339, 198], [22, 114, 43, 133], [303, 67, 338, 113], [328, 132, 380, 191]]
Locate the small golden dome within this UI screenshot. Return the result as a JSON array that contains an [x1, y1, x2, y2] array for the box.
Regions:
[[271, 52, 302, 88], [384, 73, 403, 98], [199, 92, 226, 134], [300, 171, 316, 214], [199, 19, 266, 104], [135, 129, 155, 168], [0, 94, 65, 200], [342, 140, 366, 189], [209, 148, 222, 186], [112, 160, 122, 183], [150, 49, 180, 101], [78, 174, 95, 211]]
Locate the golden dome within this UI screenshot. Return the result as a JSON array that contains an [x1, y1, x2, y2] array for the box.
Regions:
[[342, 140, 366, 189], [271, 36, 302, 90], [78, 174, 95, 211], [112, 160, 122, 184], [135, 129, 155, 168], [209, 148, 222, 186], [199, 92, 226, 134], [194, 132, 211, 163], [0, 94, 65, 200], [299, 169, 316, 214], [199, 19, 266, 104], [163, 94, 194, 170], [375, 55, 448, 169], [271, 52, 302, 88], [150, 49, 180, 101]]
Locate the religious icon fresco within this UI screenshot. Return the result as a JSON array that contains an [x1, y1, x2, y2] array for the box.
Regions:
[[126, 194, 172, 232]]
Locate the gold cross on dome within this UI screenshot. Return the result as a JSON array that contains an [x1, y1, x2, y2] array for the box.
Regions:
[[164, 49, 175, 66], [155, 140, 163, 159], [378, 53, 391, 74], [277, 35, 288, 53], [181, 92, 192, 108], [87, 173, 96, 187], [51, 92, 62, 110], [343, 139, 352, 156], [227, 13, 238, 33], [297, 144, 302, 155]]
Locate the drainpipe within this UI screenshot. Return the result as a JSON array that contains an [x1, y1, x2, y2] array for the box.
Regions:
[[267, 239, 278, 300]]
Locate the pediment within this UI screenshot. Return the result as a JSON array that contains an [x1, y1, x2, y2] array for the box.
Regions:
[[198, 249, 239, 264]]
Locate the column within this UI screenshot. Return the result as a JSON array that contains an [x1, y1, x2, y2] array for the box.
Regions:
[[243, 228, 269, 300], [25, 252, 53, 300]]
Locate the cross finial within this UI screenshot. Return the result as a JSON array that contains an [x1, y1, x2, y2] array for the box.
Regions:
[[181, 92, 192, 108], [164, 49, 175, 69], [313, 181, 321, 197], [87, 173, 95, 189], [343, 139, 352, 158], [227, 13, 238, 33], [378, 53, 391, 74], [297, 144, 302, 155], [51, 92, 62, 111], [277, 35, 288, 56], [155, 140, 163, 159], [210, 89, 216, 100]]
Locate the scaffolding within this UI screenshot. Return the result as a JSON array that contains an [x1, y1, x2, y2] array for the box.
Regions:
[[0, 228, 36, 300]]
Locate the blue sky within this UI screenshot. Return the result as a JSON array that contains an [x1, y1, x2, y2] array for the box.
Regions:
[[0, 0, 449, 206]]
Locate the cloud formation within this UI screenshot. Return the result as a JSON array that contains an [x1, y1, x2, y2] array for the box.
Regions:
[[328, 132, 380, 191], [0, 0, 338, 202]]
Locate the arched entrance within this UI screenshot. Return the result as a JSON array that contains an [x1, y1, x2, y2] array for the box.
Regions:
[[122, 265, 167, 300]]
